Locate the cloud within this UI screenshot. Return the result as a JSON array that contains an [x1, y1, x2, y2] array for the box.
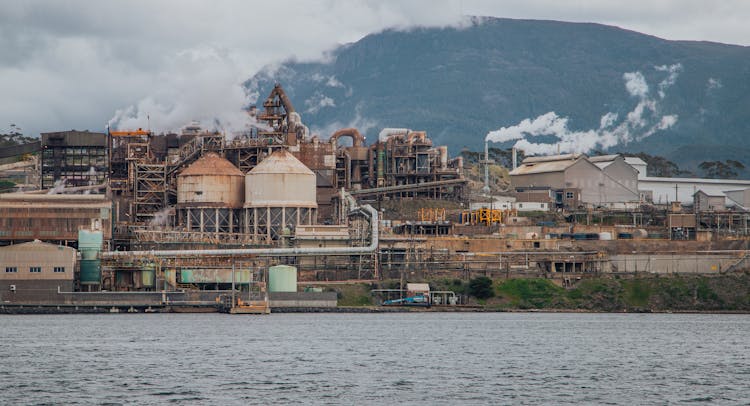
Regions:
[[707, 77, 723, 90], [655, 63, 682, 98], [310, 102, 378, 139], [486, 65, 681, 155], [108, 43, 258, 135], [1, 1, 748, 139], [304, 93, 336, 114], [326, 76, 345, 88], [623, 72, 649, 98]]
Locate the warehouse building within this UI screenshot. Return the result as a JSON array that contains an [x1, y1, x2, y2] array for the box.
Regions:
[[693, 190, 727, 212], [509, 154, 640, 209], [0, 240, 76, 303], [724, 188, 750, 211], [0, 193, 112, 245], [638, 177, 750, 205]]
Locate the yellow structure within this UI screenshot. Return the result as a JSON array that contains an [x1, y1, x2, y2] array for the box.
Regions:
[[460, 208, 511, 226], [418, 208, 446, 222]]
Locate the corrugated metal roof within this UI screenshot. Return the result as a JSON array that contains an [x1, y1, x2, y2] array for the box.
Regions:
[[521, 153, 581, 164], [0, 240, 76, 253], [589, 155, 623, 169], [624, 157, 648, 166], [406, 283, 430, 292], [180, 152, 243, 177], [588, 154, 619, 163], [249, 149, 314, 175], [509, 158, 579, 175]]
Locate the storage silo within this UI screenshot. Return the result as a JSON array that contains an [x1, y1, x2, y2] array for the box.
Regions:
[[177, 153, 245, 233], [78, 229, 103, 289], [268, 265, 297, 292], [244, 149, 317, 241]]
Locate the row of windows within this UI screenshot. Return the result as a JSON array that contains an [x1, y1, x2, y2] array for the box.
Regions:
[[5, 267, 65, 273], [42, 148, 107, 156]]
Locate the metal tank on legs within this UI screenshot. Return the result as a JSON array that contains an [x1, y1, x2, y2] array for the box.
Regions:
[[176, 153, 245, 234], [244, 149, 317, 242]]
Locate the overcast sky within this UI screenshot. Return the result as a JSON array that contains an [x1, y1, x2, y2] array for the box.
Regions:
[[1, 0, 748, 137]]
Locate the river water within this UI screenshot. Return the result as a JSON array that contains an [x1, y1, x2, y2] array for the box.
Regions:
[[1, 313, 748, 405]]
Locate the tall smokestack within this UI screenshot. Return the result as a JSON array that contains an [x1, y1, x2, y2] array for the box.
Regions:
[[482, 141, 490, 193], [512, 147, 517, 170]]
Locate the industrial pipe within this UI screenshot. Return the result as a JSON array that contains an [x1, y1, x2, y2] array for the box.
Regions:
[[102, 198, 378, 259], [19, 183, 108, 195], [378, 128, 411, 143], [330, 128, 365, 147], [270, 83, 296, 113], [438, 146, 448, 170]]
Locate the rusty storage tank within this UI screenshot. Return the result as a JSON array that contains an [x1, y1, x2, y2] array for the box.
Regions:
[[244, 149, 317, 241], [177, 152, 244, 233]]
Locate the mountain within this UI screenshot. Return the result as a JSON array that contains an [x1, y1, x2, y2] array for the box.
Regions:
[[246, 17, 750, 176]]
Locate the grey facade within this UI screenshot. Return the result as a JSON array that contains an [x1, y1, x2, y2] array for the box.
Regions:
[[510, 154, 639, 208], [694, 190, 726, 212]]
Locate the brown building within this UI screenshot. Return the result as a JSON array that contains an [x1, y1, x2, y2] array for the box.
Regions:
[[0, 194, 112, 245], [0, 240, 76, 303]]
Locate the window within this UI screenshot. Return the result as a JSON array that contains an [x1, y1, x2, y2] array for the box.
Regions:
[[566, 192, 574, 199], [5, 267, 18, 273], [30, 267, 41, 273], [53, 267, 65, 273]]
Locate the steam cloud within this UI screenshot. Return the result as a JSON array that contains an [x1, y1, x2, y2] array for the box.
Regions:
[[149, 206, 173, 228], [486, 64, 682, 155], [108, 45, 265, 139]]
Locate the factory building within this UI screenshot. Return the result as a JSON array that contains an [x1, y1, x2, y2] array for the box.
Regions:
[[693, 190, 727, 212], [509, 154, 640, 208], [0, 240, 76, 302], [624, 156, 648, 179], [41, 130, 108, 190], [0, 194, 112, 245], [724, 188, 750, 211], [638, 176, 750, 205]]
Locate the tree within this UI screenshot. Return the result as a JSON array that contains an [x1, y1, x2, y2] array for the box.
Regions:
[[468, 276, 495, 299], [699, 160, 745, 179], [625, 152, 687, 177], [1, 124, 35, 147]]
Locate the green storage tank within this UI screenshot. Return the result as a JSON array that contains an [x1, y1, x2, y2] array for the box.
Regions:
[[78, 229, 103, 260], [79, 259, 101, 285], [268, 265, 297, 292], [141, 264, 155, 287]]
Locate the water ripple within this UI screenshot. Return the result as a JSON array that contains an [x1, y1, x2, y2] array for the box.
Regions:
[[0, 313, 749, 404]]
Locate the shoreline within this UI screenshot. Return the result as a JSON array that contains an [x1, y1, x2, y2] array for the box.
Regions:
[[2, 303, 749, 315]]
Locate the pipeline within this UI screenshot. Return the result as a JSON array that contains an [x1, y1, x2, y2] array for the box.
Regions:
[[102, 196, 378, 259], [378, 128, 410, 143], [438, 146, 448, 170], [330, 128, 365, 147], [14, 183, 108, 196], [269, 83, 295, 113]]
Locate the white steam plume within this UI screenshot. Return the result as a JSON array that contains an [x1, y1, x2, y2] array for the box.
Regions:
[[486, 64, 682, 156], [655, 63, 683, 98], [108, 44, 261, 139], [47, 179, 67, 195], [148, 206, 173, 229]]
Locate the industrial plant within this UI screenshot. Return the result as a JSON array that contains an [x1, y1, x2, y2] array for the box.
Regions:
[[2, 83, 750, 313]]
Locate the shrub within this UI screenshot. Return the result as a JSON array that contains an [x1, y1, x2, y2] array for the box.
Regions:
[[468, 276, 495, 299]]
